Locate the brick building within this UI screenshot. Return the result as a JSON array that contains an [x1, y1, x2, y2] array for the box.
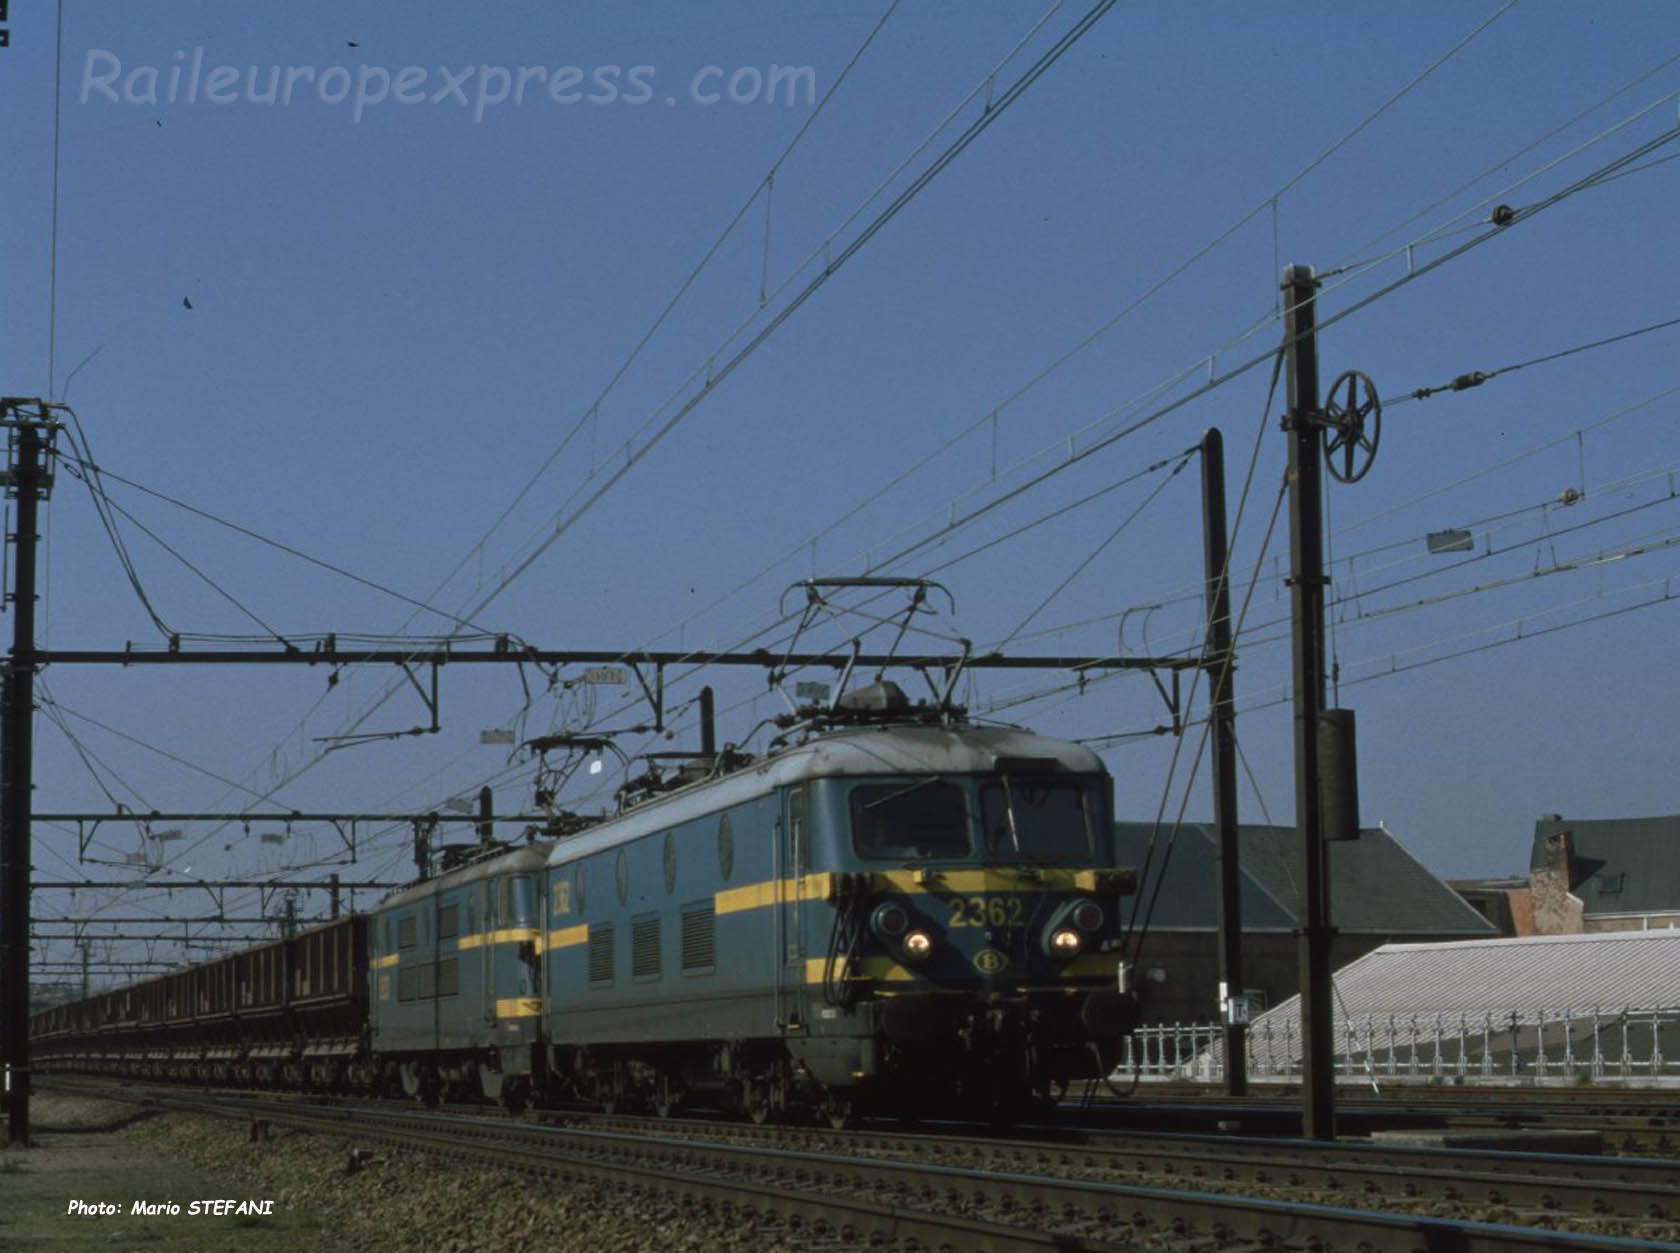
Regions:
[[1526, 813, 1680, 934]]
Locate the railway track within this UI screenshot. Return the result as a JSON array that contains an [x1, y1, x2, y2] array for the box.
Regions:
[[42, 1076, 1680, 1250], [1074, 1088, 1680, 1152], [552, 1107, 1680, 1222]]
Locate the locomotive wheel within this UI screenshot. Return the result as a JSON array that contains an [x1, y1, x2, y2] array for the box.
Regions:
[[1030, 1076, 1069, 1118], [401, 1062, 441, 1108], [653, 1075, 682, 1120], [745, 1082, 773, 1125], [593, 1067, 624, 1115], [822, 1096, 856, 1131], [499, 1078, 530, 1117]]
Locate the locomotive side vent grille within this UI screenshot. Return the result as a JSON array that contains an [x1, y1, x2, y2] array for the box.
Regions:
[[681, 902, 716, 973], [588, 924, 614, 985], [632, 914, 662, 980], [436, 957, 459, 999]]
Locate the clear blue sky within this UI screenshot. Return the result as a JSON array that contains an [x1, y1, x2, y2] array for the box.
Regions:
[[4, 2, 1678, 979]]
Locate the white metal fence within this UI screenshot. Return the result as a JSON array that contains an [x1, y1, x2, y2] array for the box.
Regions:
[[1118, 1008, 1680, 1086]]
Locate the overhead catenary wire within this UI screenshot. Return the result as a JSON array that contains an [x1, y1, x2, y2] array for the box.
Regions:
[[985, 363, 1680, 720], [68, 459, 496, 635], [398, 98, 1680, 865], [952, 184, 1680, 663], [1003, 384, 1680, 653], [1074, 568, 1680, 769], [919, 452, 1203, 582], [1212, 484, 1680, 661], [1335, 573, 1679, 687], [720, 0, 1515, 604], [792, 1, 1538, 591], [1217, 571, 1680, 724], [1344, 382, 1680, 542], [38, 678, 152, 815], [56, 416, 177, 639], [70, 482, 293, 646], [1323, 85, 1680, 285], [991, 451, 1196, 651], [429, 1, 906, 616], [1342, 46, 1680, 266], [1387, 312, 1680, 407], [848, 113, 1680, 606], [454, 0, 1123, 636], [41, 696, 277, 805], [242, 4, 1086, 836], [998, 497, 1680, 724]]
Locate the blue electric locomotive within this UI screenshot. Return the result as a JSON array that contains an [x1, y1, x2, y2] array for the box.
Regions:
[[369, 840, 551, 1110], [540, 681, 1139, 1123]]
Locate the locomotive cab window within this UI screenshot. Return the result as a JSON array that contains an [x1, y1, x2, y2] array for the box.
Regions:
[[980, 777, 1096, 860], [850, 779, 969, 859]]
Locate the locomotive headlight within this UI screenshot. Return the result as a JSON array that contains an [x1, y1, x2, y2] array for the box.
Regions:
[[871, 902, 910, 940], [1070, 900, 1104, 933], [1048, 927, 1083, 959], [901, 930, 934, 962]]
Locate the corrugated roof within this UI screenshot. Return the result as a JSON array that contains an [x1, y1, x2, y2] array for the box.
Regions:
[[1115, 822, 1494, 936], [1256, 929, 1680, 1032], [1530, 813, 1680, 917]]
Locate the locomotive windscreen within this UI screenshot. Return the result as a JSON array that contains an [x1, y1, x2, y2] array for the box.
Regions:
[[980, 778, 1095, 860], [849, 779, 969, 858]]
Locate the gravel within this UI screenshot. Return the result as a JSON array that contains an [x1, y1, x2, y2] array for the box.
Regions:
[[131, 1111, 812, 1252]]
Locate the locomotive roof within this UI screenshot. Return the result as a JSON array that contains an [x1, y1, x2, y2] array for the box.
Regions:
[[376, 839, 553, 911], [547, 722, 1104, 867]]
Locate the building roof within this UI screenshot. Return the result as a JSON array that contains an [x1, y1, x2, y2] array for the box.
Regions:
[[1530, 813, 1680, 917], [1255, 929, 1680, 1030], [1114, 822, 1495, 936]]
